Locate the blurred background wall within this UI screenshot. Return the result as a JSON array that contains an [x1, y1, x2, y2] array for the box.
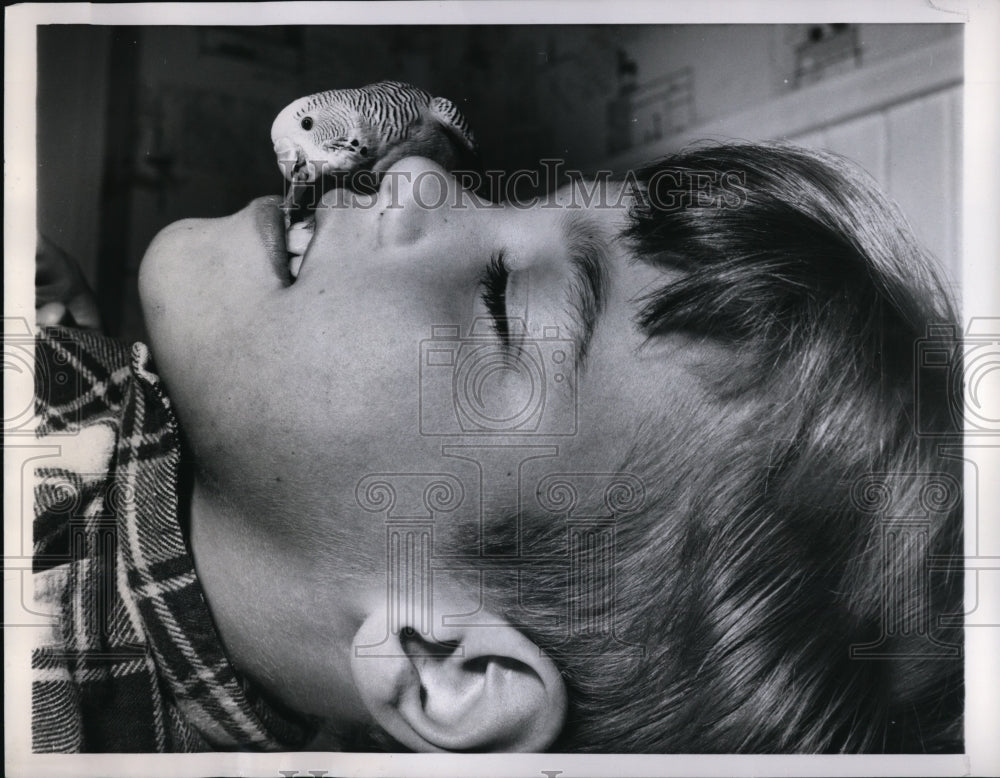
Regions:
[[37, 23, 962, 341]]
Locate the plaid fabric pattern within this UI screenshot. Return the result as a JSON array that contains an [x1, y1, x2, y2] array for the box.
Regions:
[[32, 326, 315, 752]]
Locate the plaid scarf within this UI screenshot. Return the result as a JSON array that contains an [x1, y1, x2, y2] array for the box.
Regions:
[[31, 326, 316, 752]]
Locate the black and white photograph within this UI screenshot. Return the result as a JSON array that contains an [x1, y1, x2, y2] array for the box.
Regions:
[[5, 2, 999, 776]]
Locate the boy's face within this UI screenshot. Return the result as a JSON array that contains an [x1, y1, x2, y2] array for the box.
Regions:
[[138, 157, 699, 692]]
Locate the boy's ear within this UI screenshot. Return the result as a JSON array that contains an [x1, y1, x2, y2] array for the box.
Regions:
[[349, 605, 566, 752]]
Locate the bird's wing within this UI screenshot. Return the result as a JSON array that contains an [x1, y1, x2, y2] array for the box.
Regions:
[[429, 96, 478, 154]]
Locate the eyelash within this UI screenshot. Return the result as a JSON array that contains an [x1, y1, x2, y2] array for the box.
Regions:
[[480, 250, 510, 344]]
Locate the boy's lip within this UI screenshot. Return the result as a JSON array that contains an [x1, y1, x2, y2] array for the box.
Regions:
[[253, 195, 293, 286]]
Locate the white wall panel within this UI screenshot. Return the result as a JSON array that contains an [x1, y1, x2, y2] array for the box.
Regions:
[[599, 34, 963, 289], [789, 129, 827, 148], [886, 90, 958, 283], [948, 86, 963, 286], [821, 112, 888, 189]]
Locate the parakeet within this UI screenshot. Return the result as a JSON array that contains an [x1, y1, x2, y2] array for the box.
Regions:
[[272, 80, 478, 202], [272, 80, 480, 279]]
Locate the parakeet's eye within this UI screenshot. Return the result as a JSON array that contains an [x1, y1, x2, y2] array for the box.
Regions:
[[301, 117, 313, 131]]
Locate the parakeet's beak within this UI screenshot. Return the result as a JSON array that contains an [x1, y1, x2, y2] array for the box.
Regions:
[[282, 183, 312, 215], [275, 138, 316, 280], [273, 136, 304, 182], [273, 138, 310, 215], [275, 137, 324, 216], [274, 138, 303, 181]]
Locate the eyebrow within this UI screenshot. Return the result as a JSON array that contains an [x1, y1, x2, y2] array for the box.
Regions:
[[561, 212, 610, 367]]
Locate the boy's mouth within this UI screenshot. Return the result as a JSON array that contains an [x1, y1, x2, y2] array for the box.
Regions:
[[281, 177, 352, 282], [285, 215, 314, 281], [281, 181, 318, 282], [279, 176, 378, 282], [254, 196, 296, 286], [281, 174, 381, 283]]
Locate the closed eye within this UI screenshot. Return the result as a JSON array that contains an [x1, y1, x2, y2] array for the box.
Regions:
[[480, 250, 510, 344]]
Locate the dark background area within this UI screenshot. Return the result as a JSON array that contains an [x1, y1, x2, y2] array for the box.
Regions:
[[36, 24, 961, 341]]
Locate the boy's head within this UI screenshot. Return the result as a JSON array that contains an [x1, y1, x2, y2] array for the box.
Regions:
[[137, 144, 962, 752]]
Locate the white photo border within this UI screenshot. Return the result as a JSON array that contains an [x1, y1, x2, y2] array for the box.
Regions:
[[5, 2, 998, 777]]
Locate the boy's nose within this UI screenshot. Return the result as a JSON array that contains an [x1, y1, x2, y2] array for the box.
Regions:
[[375, 156, 486, 248], [379, 156, 452, 201]]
